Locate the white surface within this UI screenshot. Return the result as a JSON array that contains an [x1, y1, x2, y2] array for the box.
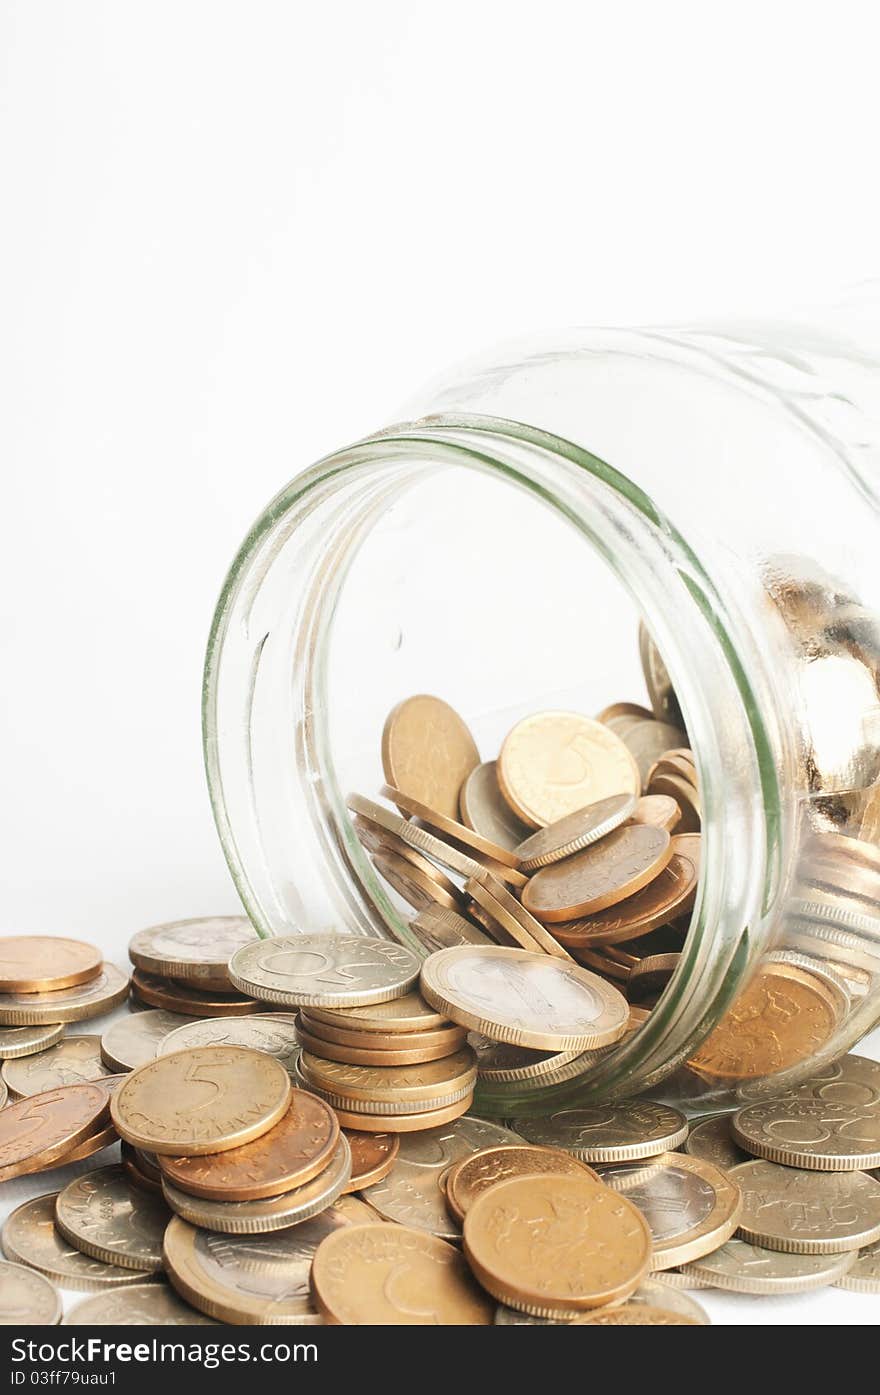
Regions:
[[2, 0, 880, 1326]]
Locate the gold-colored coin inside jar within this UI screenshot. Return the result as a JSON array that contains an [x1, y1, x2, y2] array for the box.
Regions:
[[521, 825, 672, 922], [497, 711, 641, 829], [382, 695, 480, 822], [551, 833, 700, 947]]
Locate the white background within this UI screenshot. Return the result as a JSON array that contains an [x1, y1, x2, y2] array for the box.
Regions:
[[2, 0, 880, 1326]]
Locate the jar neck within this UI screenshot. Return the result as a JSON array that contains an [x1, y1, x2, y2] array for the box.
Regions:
[[204, 414, 784, 1104]]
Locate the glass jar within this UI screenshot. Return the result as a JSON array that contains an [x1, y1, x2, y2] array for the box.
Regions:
[[203, 289, 880, 1115]]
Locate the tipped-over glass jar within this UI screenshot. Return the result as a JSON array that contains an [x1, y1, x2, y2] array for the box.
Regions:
[[203, 291, 880, 1116]]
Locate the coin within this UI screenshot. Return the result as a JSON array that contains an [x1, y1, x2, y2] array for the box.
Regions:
[[163, 1197, 373, 1324], [459, 761, 532, 850], [63, 1283, 218, 1325], [0, 1081, 112, 1181], [468, 1034, 581, 1083], [514, 1100, 688, 1161], [522, 825, 672, 923], [732, 1095, 880, 1170], [328, 1096, 473, 1133], [342, 1130, 399, 1190], [363, 1116, 524, 1238], [0, 1023, 65, 1060], [834, 1237, 880, 1293], [465, 873, 574, 961], [300, 1011, 462, 1052], [128, 916, 257, 984], [630, 793, 682, 831], [299, 1047, 477, 1106], [111, 1045, 291, 1155], [684, 1114, 750, 1170], [99, 1010, 194, 1072], [0, 964, 129, 1026], [688, 961, 846, 1081], [0, 1259, 62, 1325], [381, 784, 519, 870], [296, 1023, 461, 1067], [2, 1194, 152, 1292], [408, 906, 493, 953], [646, 773, 701, 832], [2, 1035, 113, 1097], [621, 720, 689, 786], [731, 1157, 880, 1253], [229, 935, 421, 1009], [120, 1141, 162, 1193], [551, 834, 700, 946], [600, 1152, 741, 1269], [371, 848, 464, 914], [158, 1089, 339, 1200], [572, 1307, 700, 1325], [790, 1053, 880, 1109], [497, 712, 641, 829], [446, 1145, 597, 1221], [626, 1277, 710, 1322], [0, 936, 103, 992], [312, 997, 445, 1039], [421, 945, 629, 1051], [381, 695, 480, 823], [55, 1119, 120, 1165], [597, 701, 656, 726], [130, 969, 264, 1016], [514, 793, 636, 871], [156, 1014, 301, 1073], [628, 952, 681, 999], [161, 1134, 352, 1233], [463, 1173, 652, 1317], [638, 624, 683, 725], [55, 1165, 170, 1272], [681, 1237, 857, 1293], [312, 1223, 494, 1324]]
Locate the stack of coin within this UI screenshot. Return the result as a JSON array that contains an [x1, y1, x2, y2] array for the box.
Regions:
[[0, 935, 128, 1030], [128, 916, 266, 1016], [0, 1078, 124, 1180]]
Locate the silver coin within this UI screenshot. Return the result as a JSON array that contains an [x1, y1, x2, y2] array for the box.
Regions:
[[64, 1281, 219, 1325], [0, 964, 130, 1026], [164, 1196, 375, 1324], [128, 916, 257, 982], [516, 794, 638, 871], [55, 1165, 171, 1272], [0, 1023, 65, 1060], [2, 1035, 113, 1097], [157, 1014, 301, 1073], [363, 1115, 523, 1239], [100, 1010, 197, 1071], [160, 1134, 351, 1234], [791, 1053, 880, 1110], [468, 1033, 581, 1083], [0, 1258, 61, 1325], [514, 1101, 687, 1161], [623, 719, 689, 785], [730, 1158, 880, 1253], [681, 1237, 856, 1293], [684, 1113, 750, 1171], [228, 936, 421, 1008], [409, 907, 493, 953], [835, 1237, 880, 1293], [459, 762, 532, 851], [733, 1095, 880, 1171], [2, 1194, 154, 1292], [600, 1153, 741, 1269], [495, 1306, 561, 1325]]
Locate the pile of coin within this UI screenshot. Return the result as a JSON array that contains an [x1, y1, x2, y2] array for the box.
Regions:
[[128, 915, 267, 1016], [0, 936, 129, 1040]]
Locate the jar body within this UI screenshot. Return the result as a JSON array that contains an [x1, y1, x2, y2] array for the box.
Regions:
[[204, 295, 880, 1110]]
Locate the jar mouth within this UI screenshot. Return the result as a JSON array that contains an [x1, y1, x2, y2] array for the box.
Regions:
[[203, 411, 784, 1105]]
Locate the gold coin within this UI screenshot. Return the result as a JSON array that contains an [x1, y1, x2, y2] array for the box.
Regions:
[[638, 623, 684, 725], [348, 793, 490, 882], [459, 761, 532, 851], [552, 833, 700, 947], [296, 1023, 462, 1066], [110, 1045, 291, 1155], [311, 1222, 494, 1324], [687, 962, 845, 1081], [298, 1047, 477, 1105], [342, 1129, 399, 1191], [572, 1307, 700, 1325], [130, 968, 265, 1017], [628, 952, 681, 999], [497, 711, 641, 829], [354, 816, 465, 900], [2, 1035, 112, 1097], [54, 1118, 120, 1165], [420, 945, 629, 1051], [646, 773, 701, 832], [732, 1095, 880, 1171], [382, 695, 480, 822], [381, 784, 518, 869], [522, 825, 672, 922], [446, 1144, 598, 1221], [121, 1142, 162, 1194], [100, 1009, 197, 1072], [463, 1173, 652, 1316], [371, 848, 464, 915], [305, 992, 448, 1034], [0, 1082, 112, 1182], [619, 720, 689, 787], [596, 702, 655, 725], [515, 1100, 688, 1161], [731, 1158, 880, 1253], [630, 793, 682, 831], [299, 1011, 464, 1053], [3, 1194, 153, 1293], [0, 964, 130, 1026], [0, 937, 102, 993], [516, 793, 638, 870], [0, 1023, 65, 1060], [600, 1152, 742, 1269], [408, 906, 494, 953], [465, 873, 574, 961]]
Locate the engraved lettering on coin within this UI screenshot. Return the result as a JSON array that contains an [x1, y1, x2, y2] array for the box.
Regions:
[[515, 1101, 687, 1161], [2, 1194, 152, 1292], [157, 1015, 301, 1073], [55, 1165, 170, 1271]]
